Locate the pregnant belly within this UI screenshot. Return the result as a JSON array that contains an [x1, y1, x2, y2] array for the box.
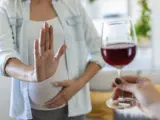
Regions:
[[29, 79, 62, 106]]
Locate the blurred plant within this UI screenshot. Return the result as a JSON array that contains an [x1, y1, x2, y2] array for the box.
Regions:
[[89, 0, 96, 3], [135, 0, 151, 41]]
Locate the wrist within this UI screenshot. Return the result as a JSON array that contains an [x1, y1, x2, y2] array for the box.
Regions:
[[78, 77, 88, 88], [26, 66, 35, 82]]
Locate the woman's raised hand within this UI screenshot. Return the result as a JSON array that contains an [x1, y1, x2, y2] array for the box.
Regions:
[[31, 23, 67, 82]]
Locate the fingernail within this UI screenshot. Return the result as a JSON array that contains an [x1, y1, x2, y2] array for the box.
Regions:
[[115, 78, 121, 85]]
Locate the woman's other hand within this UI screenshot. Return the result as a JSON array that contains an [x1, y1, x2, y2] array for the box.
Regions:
[[45, 79, 84, 108]]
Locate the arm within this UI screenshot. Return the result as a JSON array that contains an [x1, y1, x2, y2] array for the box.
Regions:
[[0, 9, 66, 82], [0, 8, 33, 82], [5, 58, 34, 82], [78, 0, 105, 85], [79, 62, 101, 86]]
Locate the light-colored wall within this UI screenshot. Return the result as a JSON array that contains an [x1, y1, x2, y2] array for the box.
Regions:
[[151, 0, 160, 69]]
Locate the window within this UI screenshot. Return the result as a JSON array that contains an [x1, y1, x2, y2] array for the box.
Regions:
[[84, 0, 129, 18]]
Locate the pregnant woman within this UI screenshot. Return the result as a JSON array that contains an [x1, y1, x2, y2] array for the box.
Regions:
[[0, 0, 105, 120]]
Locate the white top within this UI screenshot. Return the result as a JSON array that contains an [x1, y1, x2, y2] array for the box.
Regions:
[[26, 18, 68, 110]]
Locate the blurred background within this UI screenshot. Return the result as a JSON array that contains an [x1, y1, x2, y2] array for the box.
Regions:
[[83, 0, 160, 120], [0, 0, 160, 120], [83, 0, 153, 70]]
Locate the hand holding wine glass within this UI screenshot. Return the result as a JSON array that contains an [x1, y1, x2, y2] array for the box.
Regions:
[[116, 76, 160, 119], [101, 19, 137, 109]]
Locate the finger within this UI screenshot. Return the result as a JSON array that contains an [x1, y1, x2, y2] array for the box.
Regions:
[[50, 102, 65, 108], [45, 98, 54, 106], [122, 76, 151, 84], [113, 88, 120, 100], [39, 28, 45, 55], [113, 88, 134, 100], [48, 98, 65, 108], [113, 87, 134, 100], [45, 89, 64, 105], [45, 23, 50, 51], [123, 91, 134, 98], [118, 83, 137, 94], [118, 91, 134, 98], [34, 40, 39, 61], [46, 94, 62, 106], [49, 25, 54, 51], [54, 80, 70, 87], [55, 44, 67, 60], [121, 76, 138, 83], [33, 40, 39, 81], [112, 82, 117, 88]]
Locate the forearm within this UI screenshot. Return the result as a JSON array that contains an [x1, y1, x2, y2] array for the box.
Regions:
[[5, 58, 34, 82], [79, 62, 101, 86]]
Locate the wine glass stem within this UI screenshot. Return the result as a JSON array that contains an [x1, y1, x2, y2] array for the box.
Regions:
[[117, 69, 121, 77], [117, 69, 123, 99]]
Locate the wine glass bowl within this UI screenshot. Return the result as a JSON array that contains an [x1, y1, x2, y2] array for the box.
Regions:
[[101, 19, 137, 109], [101, 42, 137, 69]]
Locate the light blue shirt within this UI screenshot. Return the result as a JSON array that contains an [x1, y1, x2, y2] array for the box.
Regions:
[[0, 0, 105, 119]]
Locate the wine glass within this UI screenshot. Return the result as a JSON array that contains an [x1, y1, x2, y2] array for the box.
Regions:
[[101, 19, 137, 109]]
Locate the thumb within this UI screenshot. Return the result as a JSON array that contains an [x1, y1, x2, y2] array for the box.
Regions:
[[55, 44, 67, 61], [118, 83, 137, 94]]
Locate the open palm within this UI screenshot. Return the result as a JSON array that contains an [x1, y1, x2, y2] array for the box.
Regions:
[[32, 23, 66, 82]]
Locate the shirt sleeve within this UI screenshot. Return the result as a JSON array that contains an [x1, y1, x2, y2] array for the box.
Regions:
[[78, 0, 105, 68], [0, 8, 20, 76]]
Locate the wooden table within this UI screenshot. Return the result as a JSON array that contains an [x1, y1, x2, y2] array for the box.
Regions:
[[87, 91, 114, 120]]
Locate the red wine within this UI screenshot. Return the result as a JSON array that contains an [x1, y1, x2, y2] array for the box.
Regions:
[[101, 43, 136, 68]]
